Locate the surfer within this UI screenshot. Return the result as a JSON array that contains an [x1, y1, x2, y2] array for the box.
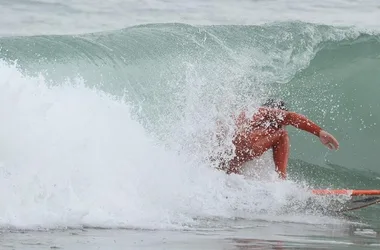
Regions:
[[225, 99, 339, 179]]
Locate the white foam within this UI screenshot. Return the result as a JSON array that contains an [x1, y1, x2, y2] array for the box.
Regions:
[[0, 60, 347, 230]]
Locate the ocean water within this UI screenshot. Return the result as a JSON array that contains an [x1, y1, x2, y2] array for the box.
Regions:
[[1, 0, 380, 249]]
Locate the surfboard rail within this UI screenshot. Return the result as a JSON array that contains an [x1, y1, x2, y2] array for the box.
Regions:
[[312, 189, 380, 196]]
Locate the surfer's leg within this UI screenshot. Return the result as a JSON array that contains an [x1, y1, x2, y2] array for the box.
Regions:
[[227, 129, 286, 175], [272, 129, 289, 179]]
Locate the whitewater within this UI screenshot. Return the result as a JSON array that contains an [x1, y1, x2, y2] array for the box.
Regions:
[[0, 58, 342, 230], [1, 0, 380, 249]]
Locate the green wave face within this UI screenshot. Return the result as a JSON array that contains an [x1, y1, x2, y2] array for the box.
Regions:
[[1, 22, 380, 177], [282, 36, 380, 176]]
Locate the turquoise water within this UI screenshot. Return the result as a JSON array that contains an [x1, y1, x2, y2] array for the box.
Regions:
[[1, 1, 380, 249], [1, 22, 379, 173]]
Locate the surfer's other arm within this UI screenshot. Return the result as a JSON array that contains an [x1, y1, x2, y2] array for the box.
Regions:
[[281, 111, 339, 150]]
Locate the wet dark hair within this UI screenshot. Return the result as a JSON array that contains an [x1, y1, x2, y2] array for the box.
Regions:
[[262, 98, 288, 111]]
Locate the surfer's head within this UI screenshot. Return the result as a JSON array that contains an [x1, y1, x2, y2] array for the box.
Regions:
[[262, 98, 288, 111]]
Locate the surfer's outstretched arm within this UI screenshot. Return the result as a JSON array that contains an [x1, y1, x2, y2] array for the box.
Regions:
[[282, 111, 339, 150]]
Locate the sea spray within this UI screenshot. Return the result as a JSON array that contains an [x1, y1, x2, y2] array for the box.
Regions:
[[0, 60, 349, 230], [0, 21, 379, 230]]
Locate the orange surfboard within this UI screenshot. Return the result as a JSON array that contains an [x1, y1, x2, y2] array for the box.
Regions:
[[312, 189, 380, 196], [312, 189, 380, 212]]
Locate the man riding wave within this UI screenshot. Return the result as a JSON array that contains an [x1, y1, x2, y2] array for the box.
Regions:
[[222, 99, 339, 179]]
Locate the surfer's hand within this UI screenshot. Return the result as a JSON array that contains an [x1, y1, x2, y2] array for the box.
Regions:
[[319, 130, 339, 150]]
